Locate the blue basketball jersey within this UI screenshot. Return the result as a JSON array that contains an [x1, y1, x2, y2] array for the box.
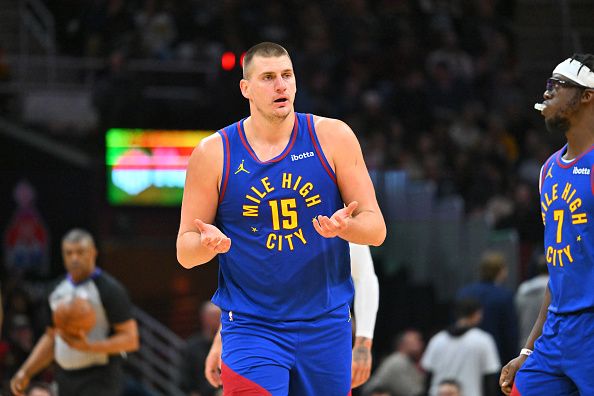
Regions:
[[212, 112, 353, 320], [540, 144, 594, 313]]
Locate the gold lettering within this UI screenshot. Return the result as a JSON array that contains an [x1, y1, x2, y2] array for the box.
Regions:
[[305, 194, 322, 207], [545, 245, 573, 267], [282, 173, 292, 189], [242, 205, 259, 217], [541, 201, 548, 212], [544, 192, 553, 206], [245, 194, 261, 204], [546, 246, 554, 265], [572, 213, 588, 224], [552, 183, 558, 200], [557, 250, 565, 267], [261, 177, 275, 193], [251, 186, 266, 199], [561, 182, 572, 200], [563, 245, 573, 263], [266, 233, 276, 250], [566, 188, 576, 204], [292, 176, 302, 191], [293, 228, 307, 245], [285, 234, 294, 250], [569, 198, 582, 212], [299, 182, 314, 198]]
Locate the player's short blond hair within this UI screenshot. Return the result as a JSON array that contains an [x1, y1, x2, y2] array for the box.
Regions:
[[243, 42, 291, 79]]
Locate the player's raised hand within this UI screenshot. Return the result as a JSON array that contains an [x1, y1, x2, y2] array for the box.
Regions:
[[313, 201, 358, 238], [194, 219, 231, 254], [499, 354, 528, 395]]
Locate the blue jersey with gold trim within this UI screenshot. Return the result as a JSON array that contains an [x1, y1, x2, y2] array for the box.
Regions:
[[212, 112, 353, 320], [540, 144, 594, 313]]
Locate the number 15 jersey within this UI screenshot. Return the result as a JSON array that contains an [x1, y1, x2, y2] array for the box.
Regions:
[[212, 113, 353, 321]]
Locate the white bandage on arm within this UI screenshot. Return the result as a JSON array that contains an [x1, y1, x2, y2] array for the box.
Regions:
[[350, 243, 379, 339]]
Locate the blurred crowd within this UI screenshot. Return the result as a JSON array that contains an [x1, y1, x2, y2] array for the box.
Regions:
[[48, 0, 548, 258]]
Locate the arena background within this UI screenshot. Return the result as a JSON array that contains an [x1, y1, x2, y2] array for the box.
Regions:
[[1, 0, 594, 395]]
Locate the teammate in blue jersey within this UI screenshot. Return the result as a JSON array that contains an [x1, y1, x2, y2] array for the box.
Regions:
[[176, 42, 386, 395], [499, 53, 594, 396]]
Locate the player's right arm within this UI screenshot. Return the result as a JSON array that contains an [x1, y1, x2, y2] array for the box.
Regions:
[[10, 328, 56, 396], [177, 134, 231, 268], [499, 284, 551, 395]]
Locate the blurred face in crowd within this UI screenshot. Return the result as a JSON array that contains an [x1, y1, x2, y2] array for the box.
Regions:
[[543, 73, 586, 135], [437, 383, 462, 396], [400, 330, 425, 360], [201, 302, 221, 337], [240, 54, 296, 122], [62, 238, 97, 283], [27, 389, 52, 396]]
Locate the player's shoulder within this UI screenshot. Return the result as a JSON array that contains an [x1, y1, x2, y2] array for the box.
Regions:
[[189, 130, 224, 165], [312, 115, 359, 154], [312, 115, 353, 137]]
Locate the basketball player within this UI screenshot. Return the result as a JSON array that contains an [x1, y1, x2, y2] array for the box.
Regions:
[[10, 229, 139, 396], [499, 54, 594, 395], [203, 242, 380, 390], [176, 42, 386, 395]]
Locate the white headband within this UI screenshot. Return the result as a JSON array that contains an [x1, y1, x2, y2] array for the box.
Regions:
[[552, 58, 594, 88]]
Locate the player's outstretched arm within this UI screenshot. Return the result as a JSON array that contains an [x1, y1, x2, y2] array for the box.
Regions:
[[500, 285, 551, 395], [313, 117, 386, 246], [10, 329, 56, 396], [177, 135, 231, 268]]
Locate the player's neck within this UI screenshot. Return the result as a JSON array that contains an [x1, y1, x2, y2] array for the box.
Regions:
[[244, 111, 295, 145], [565, 120, 594, 159]]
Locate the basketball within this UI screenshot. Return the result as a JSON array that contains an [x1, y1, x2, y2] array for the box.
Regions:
[[53, 296, 96, 336]]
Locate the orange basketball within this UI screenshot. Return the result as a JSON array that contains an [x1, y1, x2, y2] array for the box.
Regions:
[[53, 296, 96, 336]]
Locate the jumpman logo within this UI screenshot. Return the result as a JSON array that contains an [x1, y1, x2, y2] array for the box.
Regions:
[[235, 159, 250, 174], [546, 164, 554, 179]]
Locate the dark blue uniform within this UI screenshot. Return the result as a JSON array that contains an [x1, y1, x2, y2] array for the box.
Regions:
[[514, 144, 594, 395], [213, 113, 353, 395]]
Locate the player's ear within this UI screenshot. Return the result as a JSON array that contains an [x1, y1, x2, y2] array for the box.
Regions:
[[582, 88, 594, 104], [240, 79, 250, 99]]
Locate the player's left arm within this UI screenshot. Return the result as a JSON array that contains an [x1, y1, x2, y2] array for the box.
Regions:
[[350, 243, 379, 388], [314, 117, 386, 246]]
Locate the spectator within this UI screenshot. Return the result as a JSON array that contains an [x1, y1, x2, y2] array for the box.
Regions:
[[363, 329, 425, 396], [25, 381, 55, 396], [514, 254, 548, 349], [421, 298, 500, 396], [457, 251, 519, 362], [180, 302, 221, 396], [367, 386, 394, 396], [437, 379, 462, 396]]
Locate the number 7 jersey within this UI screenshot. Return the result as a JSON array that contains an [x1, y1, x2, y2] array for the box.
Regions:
[[540, 144, 594, 313], [212, 113, 353, 320]]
